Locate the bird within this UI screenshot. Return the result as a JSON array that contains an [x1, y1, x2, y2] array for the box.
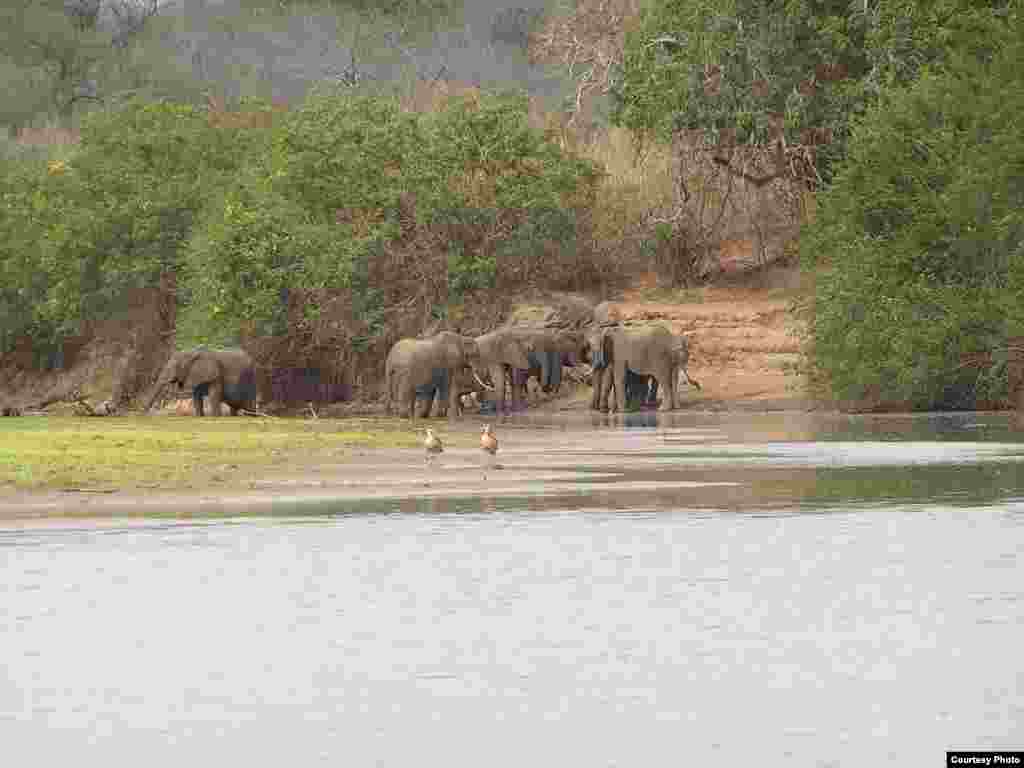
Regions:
[[423, 427, 444, 468], [480, 423, 498, 479]]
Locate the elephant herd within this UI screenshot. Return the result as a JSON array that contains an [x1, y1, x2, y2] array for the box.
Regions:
[[384, 323, 699, 420], [142, 322, 700, 418]]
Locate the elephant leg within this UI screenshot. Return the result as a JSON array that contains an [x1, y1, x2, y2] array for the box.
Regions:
[[649, 376, 659, 407], [398, 375, 416, 420], [590, 368, 602, 410], [489, 364, 507, 412], [597, 368, 611, 412], [417, 394, 433, 419], [614, 362, 628, 414], [192, 390, 205, 417], [207, 383, 224, 416], [510, 370, 525, 410], [549, 350, 562, 393], [439, 368, 456, 419], [600, 368, 614, 412], [445, 369, 460, 419], [656, 366, 674, 411], [436, 385, 452, 419]]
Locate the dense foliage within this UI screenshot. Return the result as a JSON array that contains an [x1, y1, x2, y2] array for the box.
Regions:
[[802, 8, 1023, 407]]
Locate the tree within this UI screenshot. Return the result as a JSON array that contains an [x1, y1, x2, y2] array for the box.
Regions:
[[802, 7, 1023, 408], [0, 1, 108, 120]]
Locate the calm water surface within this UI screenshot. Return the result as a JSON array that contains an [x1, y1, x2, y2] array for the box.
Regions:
[[2, 412, 1023, 765]]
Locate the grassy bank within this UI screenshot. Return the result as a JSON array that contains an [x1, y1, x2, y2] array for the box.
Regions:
[[0, 416, 443, 491]]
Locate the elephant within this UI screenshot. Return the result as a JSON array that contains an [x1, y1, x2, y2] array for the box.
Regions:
[[144, 348, 257, 416], [586, 325, 695, 413], [415, 365, 491, 418], [515, 329, 588, 398], [384, 331, 480, 420], [474, 327, 577, 413]]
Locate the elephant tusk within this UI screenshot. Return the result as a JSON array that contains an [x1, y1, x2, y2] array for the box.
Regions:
[[679, 369, 701, 390], [473, 371, 495, 391]]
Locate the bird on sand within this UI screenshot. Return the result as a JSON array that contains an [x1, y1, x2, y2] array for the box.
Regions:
[[480, 423, 499, 479], [423, 427, 444, 467]]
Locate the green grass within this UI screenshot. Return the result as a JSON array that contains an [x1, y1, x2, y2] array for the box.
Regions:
[[0, 416, 437, 491]]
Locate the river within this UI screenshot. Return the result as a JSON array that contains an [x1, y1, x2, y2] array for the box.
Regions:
[[2, 411, 1023, 765]]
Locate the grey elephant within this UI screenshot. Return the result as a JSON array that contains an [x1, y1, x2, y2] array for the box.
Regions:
[[515, 329, 588, 397], [385, 331, 480, 420], [144, 348, 257, 416], [474, 327, 573, 412], [621, 341, 701, 408], [415, 365, 491, 418], [587, 325, 696, 413]]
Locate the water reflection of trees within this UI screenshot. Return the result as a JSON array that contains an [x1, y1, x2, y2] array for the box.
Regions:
[[807, 463, 1024, 508]]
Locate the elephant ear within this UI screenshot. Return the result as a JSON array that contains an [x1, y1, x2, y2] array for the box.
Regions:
[[184, 353, 220, 388], [170, 351, 194, 381]]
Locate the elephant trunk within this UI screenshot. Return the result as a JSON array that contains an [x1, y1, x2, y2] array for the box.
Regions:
[[143, 368, 174, 412]]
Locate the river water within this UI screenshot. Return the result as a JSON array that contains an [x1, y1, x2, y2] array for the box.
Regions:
[[2, 412, 1023, 765]]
